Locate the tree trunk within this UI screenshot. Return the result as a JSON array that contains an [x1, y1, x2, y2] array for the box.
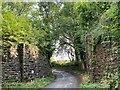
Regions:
[[75, 48, 79, 66], [46, 44, 53, 68], [80, 51, 87, 71]]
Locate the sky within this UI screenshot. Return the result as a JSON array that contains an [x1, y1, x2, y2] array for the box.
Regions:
[[52, 40, 75, 61], [53, 50, 70, 61]]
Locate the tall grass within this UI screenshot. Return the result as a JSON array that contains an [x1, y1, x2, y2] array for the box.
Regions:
[[2, 76, 55, 89]]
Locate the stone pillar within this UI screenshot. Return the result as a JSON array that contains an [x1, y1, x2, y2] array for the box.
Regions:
[[2, 45, 21, 82], [86, 34, 93, 81]]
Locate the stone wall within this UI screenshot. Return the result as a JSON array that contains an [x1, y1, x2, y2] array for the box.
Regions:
[[2, 46, 21, 82], [92, 42, 118, 82], [2, 44, 52, 82]]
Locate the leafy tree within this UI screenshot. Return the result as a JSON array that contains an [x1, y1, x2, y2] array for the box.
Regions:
[[36, 2, 60, 61], [2, 1, 119, 86], [2, 2, 35, 47]]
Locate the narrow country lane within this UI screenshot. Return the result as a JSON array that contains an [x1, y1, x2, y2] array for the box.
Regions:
[[43, 69, 79, 89]]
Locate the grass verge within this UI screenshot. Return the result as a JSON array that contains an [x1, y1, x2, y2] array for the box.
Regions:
[[80, 82, 102, 88], [2, 76, 55, 89]]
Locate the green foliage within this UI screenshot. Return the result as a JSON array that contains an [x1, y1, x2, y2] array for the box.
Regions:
[[80, 83, 102, 88], [2, 3, 35, 47], [51, 60, 83, 71], [2, 76, 54, 89], [2, 2, 119, 87], [51, 60, 71, 67], [80, 72, 118, 88], [50, 56, 55, 62], [101, 72, 119, 88]]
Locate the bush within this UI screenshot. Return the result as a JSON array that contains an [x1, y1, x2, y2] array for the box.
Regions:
[[80, 82, 102, 88], [51, 60, 81, 67], [100, 72, 119, 88]]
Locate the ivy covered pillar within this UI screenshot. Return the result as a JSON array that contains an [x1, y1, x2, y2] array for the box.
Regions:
[[86, 34, 93, 82]]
